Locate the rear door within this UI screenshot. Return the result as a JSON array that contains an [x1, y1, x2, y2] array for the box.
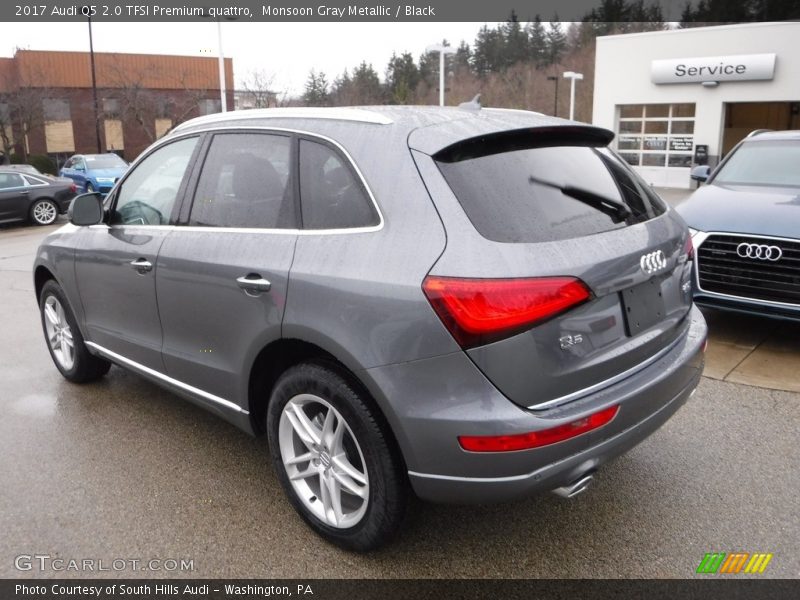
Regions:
[[413, 130, 694, 409], [155, 131, 297, 408], [0, 172, 29, 222], [73, 136, 201, 370]]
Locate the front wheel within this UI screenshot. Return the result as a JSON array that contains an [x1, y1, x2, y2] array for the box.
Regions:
[[267, 362, 406, 551], [30, 199, 58, 225], [85, 182, 95, 193], [39, 280, 111, 383]]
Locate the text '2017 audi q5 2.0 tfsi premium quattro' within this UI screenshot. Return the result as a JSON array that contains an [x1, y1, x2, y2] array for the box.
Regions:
[[34, 106, 707, 550]]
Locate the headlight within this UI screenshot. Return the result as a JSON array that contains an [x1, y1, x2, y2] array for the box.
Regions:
[[688, 227, 699, 238]]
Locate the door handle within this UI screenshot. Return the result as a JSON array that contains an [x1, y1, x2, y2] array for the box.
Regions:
[[236, 274, 271, 295], [130, 258, 153, 274]]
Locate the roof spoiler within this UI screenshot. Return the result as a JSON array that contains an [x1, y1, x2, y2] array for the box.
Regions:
[[433, 125, 616, 163]]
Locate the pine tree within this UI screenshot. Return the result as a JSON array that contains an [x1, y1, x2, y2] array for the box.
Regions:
[[545, 18, 568, 66], [302, 69, 330, 106], [525, 16, 547, 66]]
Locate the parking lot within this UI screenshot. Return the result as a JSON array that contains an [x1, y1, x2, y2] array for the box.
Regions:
[[1, 215, 799, 578]]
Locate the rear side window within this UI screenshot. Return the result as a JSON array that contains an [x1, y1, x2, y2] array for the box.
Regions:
[[299, 139, 378, 230], [190, 133, 294, 229], [435, 141, 666, 243]]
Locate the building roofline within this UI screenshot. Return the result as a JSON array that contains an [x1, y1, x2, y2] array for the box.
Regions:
[[598, 21, 799, 42]]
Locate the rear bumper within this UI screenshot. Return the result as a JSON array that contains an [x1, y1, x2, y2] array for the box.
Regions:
[[361, 306, 706, 504]]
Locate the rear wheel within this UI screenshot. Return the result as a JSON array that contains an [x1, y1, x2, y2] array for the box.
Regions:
[[39, 280, 111, 383], [30, 199, 58, 225], [267, 362, 406, 551]]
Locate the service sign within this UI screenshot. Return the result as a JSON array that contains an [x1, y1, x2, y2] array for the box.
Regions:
[[651, 53, 776, 84]]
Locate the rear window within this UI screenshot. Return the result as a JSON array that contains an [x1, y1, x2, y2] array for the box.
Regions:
[[435, 141, 666, 243]]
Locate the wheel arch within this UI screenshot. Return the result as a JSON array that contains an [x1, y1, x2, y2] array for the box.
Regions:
[[247, 337, 409, 472], [34, 264, 58, 302]]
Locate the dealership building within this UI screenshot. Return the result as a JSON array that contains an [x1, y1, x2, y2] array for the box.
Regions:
[[593, 22, 800, 188]]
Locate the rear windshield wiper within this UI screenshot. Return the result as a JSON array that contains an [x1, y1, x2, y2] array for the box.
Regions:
[[528, 175, 632, 223]]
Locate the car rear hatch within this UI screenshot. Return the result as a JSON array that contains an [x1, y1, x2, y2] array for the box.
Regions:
[[411, 120, 694, 410]]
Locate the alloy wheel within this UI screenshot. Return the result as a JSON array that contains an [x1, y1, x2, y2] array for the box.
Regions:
[[278, 394, 370, 529], [33, 201, 57, 225], [43, 295, 75, 370]]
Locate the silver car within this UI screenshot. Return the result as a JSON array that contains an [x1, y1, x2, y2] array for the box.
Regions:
[[34, 106, 707, 550]]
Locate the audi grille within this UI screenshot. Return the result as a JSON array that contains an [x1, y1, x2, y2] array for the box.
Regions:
[[697, 234, 800, 305]]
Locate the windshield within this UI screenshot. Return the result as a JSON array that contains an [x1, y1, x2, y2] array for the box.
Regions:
[[714, 140, 800, 187], [85, 155, 127, 169]]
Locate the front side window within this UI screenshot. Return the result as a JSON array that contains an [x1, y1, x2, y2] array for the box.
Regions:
[[111, 136, 198, 226], [713, 140, 800, 187], [299, 139, 378, 229], [190, 133, 294, 229]]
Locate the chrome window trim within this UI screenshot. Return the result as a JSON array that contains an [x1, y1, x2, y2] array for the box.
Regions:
[[85, 341, 247, 415], [694, 230, 800, 308], [526, 332, 685, 411], [106, 125, 385, 235], [172, 107, 394, 134]]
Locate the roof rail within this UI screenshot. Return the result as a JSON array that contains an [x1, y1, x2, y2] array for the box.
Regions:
[[747, 129, 773, 137], [172, 107, 394, 133]]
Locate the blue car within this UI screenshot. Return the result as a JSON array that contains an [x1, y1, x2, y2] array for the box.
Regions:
[[59, 153, 128, 195]]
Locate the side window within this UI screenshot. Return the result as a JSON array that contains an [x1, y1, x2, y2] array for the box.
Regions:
[[0, 173, 24, 189], [189, 133, 294, 229], [23, 175, 47, 186], [111, 136, 198, 226], [299, 139, 379, 230]]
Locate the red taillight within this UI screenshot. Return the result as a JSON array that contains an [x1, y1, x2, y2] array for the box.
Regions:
[[459, 405, 619, 452], [422, 276, 592, 348], [69, 183, 77, 193]]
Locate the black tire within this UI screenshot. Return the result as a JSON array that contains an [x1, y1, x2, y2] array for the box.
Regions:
[[39, 280, 111, 383], [85, 182, 95, 193], [267, 362, 407, 551], [30, 198, 58, 225]]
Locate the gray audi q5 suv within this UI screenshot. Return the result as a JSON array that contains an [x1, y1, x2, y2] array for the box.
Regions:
[[34, 106, 706, 550]]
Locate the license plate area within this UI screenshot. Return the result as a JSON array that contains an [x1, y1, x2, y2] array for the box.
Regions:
[[621, 276, 666, 336]]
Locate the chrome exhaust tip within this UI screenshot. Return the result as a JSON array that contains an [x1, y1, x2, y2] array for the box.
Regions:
[[551, 473, 594, 499]]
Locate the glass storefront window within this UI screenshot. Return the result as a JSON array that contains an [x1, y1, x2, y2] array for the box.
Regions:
[[616, 104, 695, 168]]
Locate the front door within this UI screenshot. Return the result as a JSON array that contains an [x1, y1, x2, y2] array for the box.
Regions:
[[156, 131, 297, 408], [73, 135, 201, 370]]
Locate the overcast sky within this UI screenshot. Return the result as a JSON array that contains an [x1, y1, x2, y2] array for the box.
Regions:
[[2, 22, 491, 96]]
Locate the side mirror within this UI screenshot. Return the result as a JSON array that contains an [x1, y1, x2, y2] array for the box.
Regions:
[[690, 165, 711, 183], [69, 192, 104, 226]]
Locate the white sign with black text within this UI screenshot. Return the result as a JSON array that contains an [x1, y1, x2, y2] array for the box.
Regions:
[[651, 53, 776, 84]]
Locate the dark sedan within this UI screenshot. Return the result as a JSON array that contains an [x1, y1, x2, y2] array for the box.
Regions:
[[677, 130, 800, 321], [0, 169, 77, 226]]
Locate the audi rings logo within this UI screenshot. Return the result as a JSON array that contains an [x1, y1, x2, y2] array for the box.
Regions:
[[736, 243, 782, 262], [640, 250, 667, 274]]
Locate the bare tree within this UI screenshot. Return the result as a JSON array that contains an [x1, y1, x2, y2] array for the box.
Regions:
[[240, 68, 279, 109], [103, 58, 211, 143], [0, 59, 52, 162]]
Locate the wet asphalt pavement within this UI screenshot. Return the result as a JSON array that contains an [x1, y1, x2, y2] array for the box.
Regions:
[[1, 219, 798, 578]]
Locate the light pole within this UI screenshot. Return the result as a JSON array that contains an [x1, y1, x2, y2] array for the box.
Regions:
[[425, 44, 456, 106], [85, 12, 102, 153], [216, 21, 227, 112], [562, 71, 584, 121], [546, 75, 559, 117]]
